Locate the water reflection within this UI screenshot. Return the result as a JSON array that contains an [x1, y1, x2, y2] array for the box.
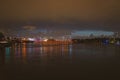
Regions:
[[22, 46, 27, 64], [0, 44, 72, 65], [5, 47, 11, 63], [0, 44, 120, 80], [0, 48, 5, 65], [0, 43, 120, 65]]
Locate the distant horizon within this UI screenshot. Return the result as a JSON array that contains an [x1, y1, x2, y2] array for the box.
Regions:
[[0, 30, 118, 38], [72, 30, 114, 37]]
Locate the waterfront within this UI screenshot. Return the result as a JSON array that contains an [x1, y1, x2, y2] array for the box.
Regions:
[[0, 43, 120, 79]]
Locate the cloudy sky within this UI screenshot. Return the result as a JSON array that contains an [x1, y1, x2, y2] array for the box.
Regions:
[[0, 0, 120, 35]]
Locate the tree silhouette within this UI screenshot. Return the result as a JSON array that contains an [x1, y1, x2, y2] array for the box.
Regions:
[[0, 32, 4, 40]]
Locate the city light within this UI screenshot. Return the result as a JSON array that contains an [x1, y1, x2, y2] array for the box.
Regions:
[[43, 39, 48, 42], [28, 38, 35, 41]]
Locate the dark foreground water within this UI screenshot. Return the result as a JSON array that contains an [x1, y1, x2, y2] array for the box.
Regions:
[[0, 43, 120, 80]]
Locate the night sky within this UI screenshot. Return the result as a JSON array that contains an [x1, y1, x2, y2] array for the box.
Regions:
[[0, 0, 120, 36]]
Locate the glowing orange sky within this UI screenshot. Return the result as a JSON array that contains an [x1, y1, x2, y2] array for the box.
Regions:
[[0, 0, 120, 33], [0, 0, 120, 21]]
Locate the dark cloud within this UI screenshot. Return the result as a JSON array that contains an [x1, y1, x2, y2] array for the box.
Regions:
[[23, 26, 37, 31]]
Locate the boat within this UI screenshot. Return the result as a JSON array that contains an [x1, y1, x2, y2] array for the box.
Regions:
[[0, 41, 12, 47]]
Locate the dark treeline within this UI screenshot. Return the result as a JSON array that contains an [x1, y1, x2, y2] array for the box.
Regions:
[[72, 38, 120, 44]]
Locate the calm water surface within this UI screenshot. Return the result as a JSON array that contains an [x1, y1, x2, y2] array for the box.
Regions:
[[0, 43, 120, 79]]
